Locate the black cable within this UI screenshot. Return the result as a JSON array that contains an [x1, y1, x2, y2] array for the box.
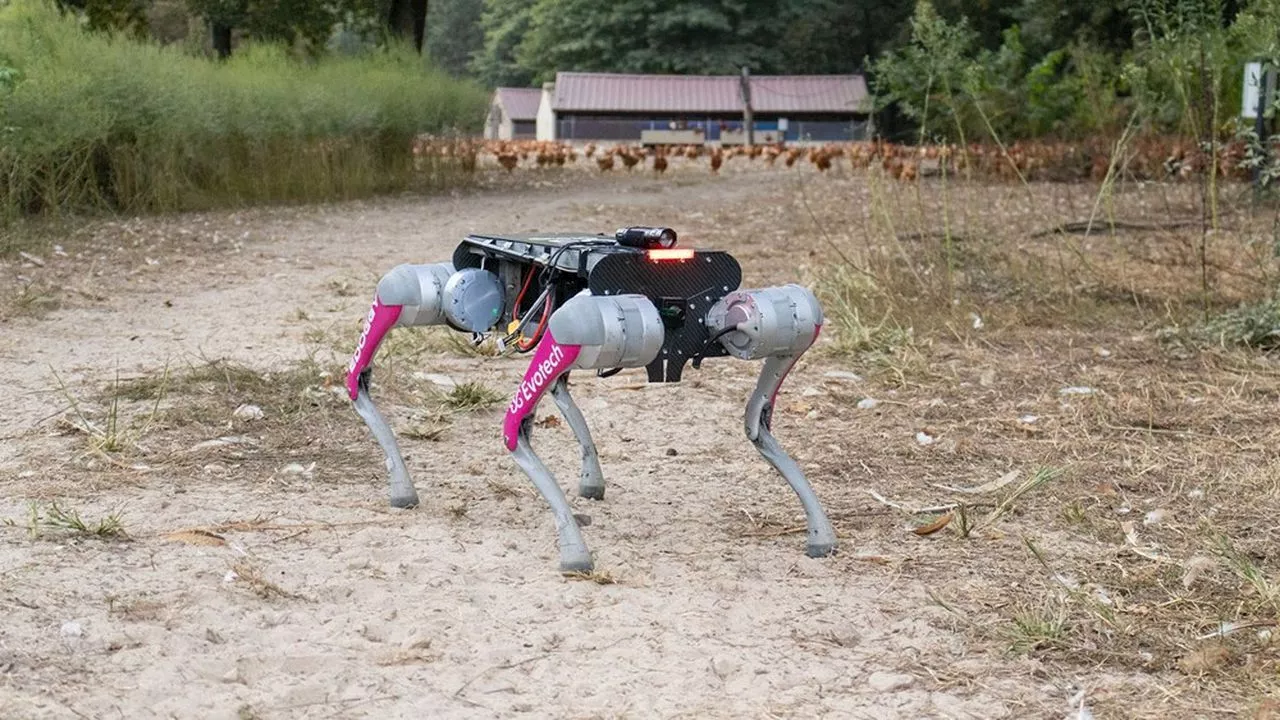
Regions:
[[597, 367, 623, 379], [691, 324, 741, 370]]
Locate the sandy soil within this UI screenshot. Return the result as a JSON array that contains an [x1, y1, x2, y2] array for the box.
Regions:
[[1, 169, 1130, 719]]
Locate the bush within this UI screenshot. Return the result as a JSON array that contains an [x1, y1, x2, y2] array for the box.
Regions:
[[0, 0, 489, 221]]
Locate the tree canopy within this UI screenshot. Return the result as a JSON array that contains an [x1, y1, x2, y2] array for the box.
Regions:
[[48, 0, 1280, 142]]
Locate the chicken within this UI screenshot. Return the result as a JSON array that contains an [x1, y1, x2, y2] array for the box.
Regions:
[[497, 153, 518, 172], [710, 149, 723, 174], [619, 148, 641, 171], [652, 149, 668, 174], [596, 154, 615, 172]]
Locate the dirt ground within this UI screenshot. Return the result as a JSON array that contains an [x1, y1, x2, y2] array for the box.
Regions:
[[2, 162, 1278, 719]]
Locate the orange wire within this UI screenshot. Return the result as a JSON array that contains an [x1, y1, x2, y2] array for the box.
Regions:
[[517, 296, 553, 351], [510, 266, 536, 323]]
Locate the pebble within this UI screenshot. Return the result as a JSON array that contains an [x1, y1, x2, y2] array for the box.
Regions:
[[867, 671, 915, 692], [60, 621, 83, 638], [710, 655, 740, 679], [856, 397, 878, 410], [413, 372, 457, 389], [232, 404, 264, 421], [281, 462, 316, 478]]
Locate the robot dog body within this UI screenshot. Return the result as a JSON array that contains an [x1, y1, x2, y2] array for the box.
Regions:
[[346, 228, 836, 572]]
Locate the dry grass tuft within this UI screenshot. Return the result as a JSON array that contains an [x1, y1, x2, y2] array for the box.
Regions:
[[565, 569, 618, 585], [230, 560, 307, 601]]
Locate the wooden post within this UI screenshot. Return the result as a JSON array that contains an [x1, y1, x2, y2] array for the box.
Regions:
[[1256, 65, 1273, 189], [740, 67, 754, 147]]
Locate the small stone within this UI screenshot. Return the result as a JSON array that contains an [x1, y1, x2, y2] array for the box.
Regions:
[[867, 671, 915, 692], [1018, 414, 1039, 424], [60, 621, 83, 638], [280, 462, 316, 479], [827, 623, 861, 648], [710, 655, 740, 680], [1143, 509, 1167, 526], [220, 668, 240, 683], [665, 448, 678, 456], [802, 387, 823, 397], [915, 431, 935, 445], [572, 513, 592, 527], [856, 397, 879, 410], [18, 470, 35, 479], [232, 404, 264, 421], [970, 313, 984, 329], [413, 372, 457, 389], [1059, 386, 1096, 396]]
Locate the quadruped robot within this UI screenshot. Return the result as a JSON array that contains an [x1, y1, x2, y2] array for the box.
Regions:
[[345, 227, 837, 572]]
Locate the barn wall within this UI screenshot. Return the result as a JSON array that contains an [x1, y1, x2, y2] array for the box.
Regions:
[[536, 84, 557, 141], [552, 113, 870, 143]]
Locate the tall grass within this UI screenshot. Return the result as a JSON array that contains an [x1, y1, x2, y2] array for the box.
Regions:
[[0, 0, 488, 222]]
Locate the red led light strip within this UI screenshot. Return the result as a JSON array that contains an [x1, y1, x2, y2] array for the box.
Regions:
[[648, 248, 695, 262]]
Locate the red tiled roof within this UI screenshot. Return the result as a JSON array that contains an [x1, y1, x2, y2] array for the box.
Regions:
[[550, 72, 870, 114], [495, 87, 542, 121]]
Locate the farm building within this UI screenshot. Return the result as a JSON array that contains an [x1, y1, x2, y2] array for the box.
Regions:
[[484, 88, 541, 140], [534, 71, 872, 144]]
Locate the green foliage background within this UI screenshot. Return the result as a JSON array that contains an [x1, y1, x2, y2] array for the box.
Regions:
[[0, 0, 487, 220]]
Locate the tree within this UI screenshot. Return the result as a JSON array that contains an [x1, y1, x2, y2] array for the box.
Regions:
[[54, 0, 149, 38], [515, 0, 786, 83], [1010, 0, 1135, 60], [386, 0, 427, 53], [426, 0, 484, 76], [873, 0, 979, 141], [777, 0, 913, 74], [471, 0, 536, 87]]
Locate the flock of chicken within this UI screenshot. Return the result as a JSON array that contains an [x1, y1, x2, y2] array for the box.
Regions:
[[414, 136, 1258, 184]]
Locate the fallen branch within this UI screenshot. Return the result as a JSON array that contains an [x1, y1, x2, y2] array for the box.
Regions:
[[1029, 219, 1212, 238]]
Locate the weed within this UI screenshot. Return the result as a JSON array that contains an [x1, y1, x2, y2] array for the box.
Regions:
[[443, 382, 503, 412], [11, 282, 60, 316], [1007, 598, 1071, 653], [22, 500, 128, 539], [1201, 298, 1280, 350], [53, 364, 167, 455], [1213, 535, 1280, 616]]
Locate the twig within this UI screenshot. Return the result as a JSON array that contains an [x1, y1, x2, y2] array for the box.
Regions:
[[865, 489, 958, 515], [453, 655, 549, 699], [1196, 620, 1277, 640]]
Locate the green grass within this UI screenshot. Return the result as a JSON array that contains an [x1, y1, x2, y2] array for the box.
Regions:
[[0, 0, 488, 226], [8, 500, 129, 539]]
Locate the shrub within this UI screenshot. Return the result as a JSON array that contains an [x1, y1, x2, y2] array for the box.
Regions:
[[0, 0, 489, 221]]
